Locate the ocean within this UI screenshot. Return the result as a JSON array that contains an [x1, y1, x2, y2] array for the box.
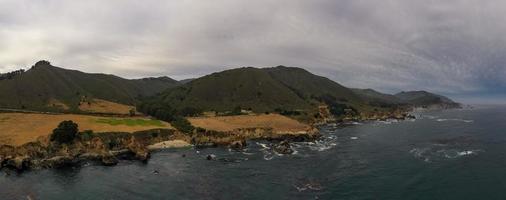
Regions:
[[1, 105, 506, 200]]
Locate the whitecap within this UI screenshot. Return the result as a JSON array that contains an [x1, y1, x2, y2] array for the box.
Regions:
[[256, 142, 270, 149], [457, 150, 477, 156], [350, 137, 358, 140], [437, 118, 474, 123]]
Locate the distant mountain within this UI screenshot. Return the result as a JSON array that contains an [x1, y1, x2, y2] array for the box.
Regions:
[[352, 88, 460, 109], [0, 60, 179, 111], [394, 91, 461, 108]]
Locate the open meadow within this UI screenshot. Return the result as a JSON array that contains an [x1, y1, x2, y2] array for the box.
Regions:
[[187, 114, 311, 133], [0, 113, 172, 146]]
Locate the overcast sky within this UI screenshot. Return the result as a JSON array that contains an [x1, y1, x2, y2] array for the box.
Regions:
[[0, 0, 505, 103]]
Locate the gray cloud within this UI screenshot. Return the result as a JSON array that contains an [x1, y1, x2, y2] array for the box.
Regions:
[[0, 0, 505, 102]]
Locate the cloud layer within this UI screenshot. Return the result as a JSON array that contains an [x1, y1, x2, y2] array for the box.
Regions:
[[1, 0, 505, 102]]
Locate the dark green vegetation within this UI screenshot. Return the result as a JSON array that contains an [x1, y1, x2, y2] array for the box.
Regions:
[[352, 89, 461, 109], [170, 117, 195, 134], [139, 66, 461, 121], [351, 88, 403, 107], [50, 120, 79, 144], [0, 61, 179, 112], [1, 61, 459, 122], [139, 66, 368, 118], [394, 91, 461, 108]]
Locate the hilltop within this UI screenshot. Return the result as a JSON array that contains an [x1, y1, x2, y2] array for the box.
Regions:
[[0, 61, 179, 112], [394, 91, 461, 109], [138, 66, 367, 113], [139, 66, 393, 122], [139, 65, 461, 123], [0, 61, 460, 119]]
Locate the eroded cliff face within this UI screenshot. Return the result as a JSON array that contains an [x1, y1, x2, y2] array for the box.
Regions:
[[0, 126, 321, 172], [191, 127, 320, 148], [313, 104, 414, 125], [0, 129, 189, 171]]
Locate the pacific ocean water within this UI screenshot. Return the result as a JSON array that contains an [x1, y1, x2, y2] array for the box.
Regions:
[[1, 105, 506, 200]]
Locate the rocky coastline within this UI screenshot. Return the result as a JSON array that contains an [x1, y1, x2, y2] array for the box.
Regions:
[[0, 126, 320, 172], [0, 104, 458, 173]]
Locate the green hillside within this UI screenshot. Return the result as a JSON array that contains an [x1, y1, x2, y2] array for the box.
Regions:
[[0, 60, 179, 111], [352, 88, 460, 108], [394, 91, 461, 108], [265, 66, 362, 106], [145, 67, 311, 113], [352, 88, 403, 107], [138, 66, 371, 120]]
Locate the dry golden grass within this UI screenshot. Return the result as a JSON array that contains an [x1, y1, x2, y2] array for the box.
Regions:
[[0, 113, 173, 146], [79, 98, 135, 115], [188, 114, 311, 133]]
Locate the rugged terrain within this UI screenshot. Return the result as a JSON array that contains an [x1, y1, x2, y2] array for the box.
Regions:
[[0, 61, 179, 113], [0, 62, 462, 172]]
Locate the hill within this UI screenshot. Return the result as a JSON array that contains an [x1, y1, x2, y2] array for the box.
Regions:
[[143, 67, 312, 113], [138, 66, 376, 122], [394, 91, 461, 108], [352, 88, 460, 108], [352, 88, 403, 107], [0, 60, 179, 112]]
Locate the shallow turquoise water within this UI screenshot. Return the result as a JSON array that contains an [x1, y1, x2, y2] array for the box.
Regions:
[[1, 106, 506, 200]]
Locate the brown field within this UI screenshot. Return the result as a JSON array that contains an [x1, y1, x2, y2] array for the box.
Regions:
[[0, 113, 172, 146], [188, 114, 311, 133], [79, 98, 135, 115]]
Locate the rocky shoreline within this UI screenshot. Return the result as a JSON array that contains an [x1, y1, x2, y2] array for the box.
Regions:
[[0, 126, 320, 172], [0, 105, 450, 173]]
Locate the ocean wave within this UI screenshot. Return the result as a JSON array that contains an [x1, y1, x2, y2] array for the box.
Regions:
[[436, 118, 474, 123], [256, 142, 270, 149], [410, 136, 481, 162], [423, 115, 439, 119], [293, 181, 324, 192], [410, 146, 481, 162]]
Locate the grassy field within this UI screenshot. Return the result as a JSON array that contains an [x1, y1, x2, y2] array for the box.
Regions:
[[188, 114, 311, 133], [79, 98, 136, 115], [0, 113, 173, 146], [95, 118, 165, 127]]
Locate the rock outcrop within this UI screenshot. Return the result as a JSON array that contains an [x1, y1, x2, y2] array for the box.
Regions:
[[274, 141, 294, 154], [0, 129, 188, 171], [1, 125, 320, 172]]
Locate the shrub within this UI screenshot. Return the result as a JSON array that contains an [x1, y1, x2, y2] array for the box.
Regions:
[[179, 106, 201, 117], [79, 130, 95, 141], [50, 120, 79, 144], [171, 117, 195, 134]]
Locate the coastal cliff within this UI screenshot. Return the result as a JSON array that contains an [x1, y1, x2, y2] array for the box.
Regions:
[[0, 126, 320, 172]]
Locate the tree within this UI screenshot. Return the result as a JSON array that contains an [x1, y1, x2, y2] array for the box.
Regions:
[[171, 117, 195, 134], [179, 106, 201, 117], [50, 121, 79, 144]]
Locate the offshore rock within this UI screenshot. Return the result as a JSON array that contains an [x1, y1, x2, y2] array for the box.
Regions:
[[229, 140, 247, 150], [101, 155, 119, 166], [5, 156, 30, 171], [274, 141, 294, 154]]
